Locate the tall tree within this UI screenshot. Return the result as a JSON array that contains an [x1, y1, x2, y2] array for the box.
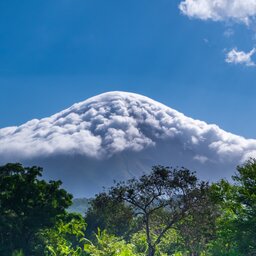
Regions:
[[176, 184, 220, 255], [0, 163, 72, 255], [207, 159, 256, 255], [85, 192, 134, 239], [109, 165, 209, 256], [231, 159, 256, 255]]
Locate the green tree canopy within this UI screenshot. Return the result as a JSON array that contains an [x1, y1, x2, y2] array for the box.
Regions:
[[232, 159, 256, 255], [37, 213, 88, 256], [207, 159, 256, 255], [85, 192, 134, 239], [0, 163, 73, 255], [108, 166, 210, 256]]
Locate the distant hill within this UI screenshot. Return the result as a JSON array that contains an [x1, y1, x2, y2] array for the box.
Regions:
[[68, 198, 91, 216]]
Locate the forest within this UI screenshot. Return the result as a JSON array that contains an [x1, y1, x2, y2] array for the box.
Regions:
[[1, 160, 256, 256]]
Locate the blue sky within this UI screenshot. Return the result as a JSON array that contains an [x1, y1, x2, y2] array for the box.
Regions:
[[1, 0, 256, 138]]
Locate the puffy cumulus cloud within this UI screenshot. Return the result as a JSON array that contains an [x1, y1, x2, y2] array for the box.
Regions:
[[179, 0, 256, 25], [225, 48, 256, 66], [1, 91, 256, 168]]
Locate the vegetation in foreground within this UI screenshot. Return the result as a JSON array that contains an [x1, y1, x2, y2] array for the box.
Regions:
[[1, 160, 256, 256]]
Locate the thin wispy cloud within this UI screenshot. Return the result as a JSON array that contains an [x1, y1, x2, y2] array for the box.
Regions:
[[224, 28, 234, 38], [225, 48, 256, 66]]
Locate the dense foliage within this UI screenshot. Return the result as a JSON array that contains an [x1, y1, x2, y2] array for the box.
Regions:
[[0, 163, 72, 255], [1, 160, 256, 255], [85, 192, 134, 240]]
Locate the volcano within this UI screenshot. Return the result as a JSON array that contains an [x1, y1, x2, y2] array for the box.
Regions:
[[1, 91, 255, 197]]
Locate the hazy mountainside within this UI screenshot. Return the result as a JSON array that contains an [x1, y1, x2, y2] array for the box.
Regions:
[[1, 91, 256, 197], [68, 198, 90, 215]]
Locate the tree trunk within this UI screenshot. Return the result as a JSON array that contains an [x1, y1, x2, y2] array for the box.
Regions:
[[147, 245, 156, 256]]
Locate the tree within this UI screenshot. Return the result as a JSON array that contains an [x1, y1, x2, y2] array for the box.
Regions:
[[85, 192, 134, 239], [36, 213, 87, 256], [206, 180, 240, 256], [176, 184, 220, 255], [207, 159, 256, 255], [109, 165, 209, 256], [84, 229, 136, 256], [131, 228, 181, 256], [230, 159, 256, 255], [0, 163, 73, 255]]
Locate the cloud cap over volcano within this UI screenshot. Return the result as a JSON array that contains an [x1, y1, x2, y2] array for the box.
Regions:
[[1, 91, 255, 196]]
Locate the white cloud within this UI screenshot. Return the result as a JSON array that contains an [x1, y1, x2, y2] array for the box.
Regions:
[[1, 91, 256, 165], [225, 48, 256, 66], [194, 155, 209, 163], [179, 0, 256, 25]]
